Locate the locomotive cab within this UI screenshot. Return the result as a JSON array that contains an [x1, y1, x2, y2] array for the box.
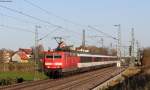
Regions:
[[45, 54, 62, 68], [43, 51, 64, 78]]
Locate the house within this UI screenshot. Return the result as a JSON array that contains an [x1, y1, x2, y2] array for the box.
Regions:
[[76, 46, 89, 52], [2, 52, 11, 63], [11, 51, 29, 63], [0, 50, 11, 63], [19, 48, 32, 58]]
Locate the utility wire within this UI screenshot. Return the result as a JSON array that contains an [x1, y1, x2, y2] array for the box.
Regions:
[[0, 24, 34, 33], [0, 5, 61, 28], [38, 27, 61, 41], [24, 0, 118, 43], [0, 0, 12, 2], [23, 0, 86, 27], [88, 26, 118, 40], [24, 0, 108, 43], [0, 5, 82, 36], [0, 12, 57, 32], [0, 12, 38, 25], [0, 4, 84, 46]]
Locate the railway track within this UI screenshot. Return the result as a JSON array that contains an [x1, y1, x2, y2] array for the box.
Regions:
[[1, 67, 125, 90], [0, 79, 54, 90]]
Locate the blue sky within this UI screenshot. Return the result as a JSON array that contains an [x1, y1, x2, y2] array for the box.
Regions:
[[0, 0, 150, 50]]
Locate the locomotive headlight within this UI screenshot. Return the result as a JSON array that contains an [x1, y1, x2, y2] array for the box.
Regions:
[[54, 63, 62, 65], [45, 63, 52, 65], [47, 66, 50, 68]]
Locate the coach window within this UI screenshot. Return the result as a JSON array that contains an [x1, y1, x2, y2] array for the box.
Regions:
[[95, 57, 101, 62], [80, 57, 92, 62]]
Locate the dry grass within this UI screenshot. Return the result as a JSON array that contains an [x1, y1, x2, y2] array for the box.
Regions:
[[142, 48, 150, 66], [101, 67, 141, 90], [100, 47, 150, 90], [109, 77, 124, 87], [122, 67, 141, 77], [0, 63, 35, 72]]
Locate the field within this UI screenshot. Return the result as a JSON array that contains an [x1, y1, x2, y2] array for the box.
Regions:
[[0, 63, 48, 85], [0, 63, 35, 72], [0, 71, 47, 81]]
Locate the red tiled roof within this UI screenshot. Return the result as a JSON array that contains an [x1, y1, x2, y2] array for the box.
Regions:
[[19, 48, 32, 54], [18, 51, 29, 60]]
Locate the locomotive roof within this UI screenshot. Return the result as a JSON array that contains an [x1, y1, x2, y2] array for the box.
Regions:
[[43, 51, 117, 58], [77, 53, 117, 58]]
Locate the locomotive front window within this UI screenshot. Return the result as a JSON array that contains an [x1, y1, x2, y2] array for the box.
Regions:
[[45, 54, 61, 58], [54, 55, 61, 58], [46, 55, 53, 58]]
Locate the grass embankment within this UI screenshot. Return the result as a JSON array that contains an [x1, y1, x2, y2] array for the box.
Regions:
[[109, 67, 141, 86], [100, 48, 150, 90], [122, 67, 141, 77], [101, 67, 141, 90], [0, 63, 48, 86], [0, 71, 48, 85], [0, 71, 48, 81]]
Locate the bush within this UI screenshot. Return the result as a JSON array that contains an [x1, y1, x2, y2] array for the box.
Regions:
[[0, 77, 24, 86], [16, 77, 24, 83]]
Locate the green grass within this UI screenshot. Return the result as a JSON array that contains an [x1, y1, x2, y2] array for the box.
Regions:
[[0, 71, 48, 81], [0, 62, 48, 85]]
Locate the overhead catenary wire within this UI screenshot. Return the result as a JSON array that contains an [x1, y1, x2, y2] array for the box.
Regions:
[[23, 0, 87, 38], [23, 0, 86, 27], [0, 3, 118, 47], [0, 5, 61, 28], [0, 12, 58, 33], [0, 12, 47, 28], [0, 12, 34, 24], [88, 25, 118, 40], [0, 24, 34, 33], [0, 5, 82, 37], [0, 0, 12, 2], [38, 27, 61, 41], [23, 0, 83, 36], [23, 0, 119, 42]]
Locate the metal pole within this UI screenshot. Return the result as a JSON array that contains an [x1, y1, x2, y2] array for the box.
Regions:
[[114, 24, 122, 61], [130, 28, 135, 66], [136, 40, 141, 65], [82, 30, 85, 51], [34, 25, 40, 80], [101, 38, 104, 48], [118, 24, 121, 61]]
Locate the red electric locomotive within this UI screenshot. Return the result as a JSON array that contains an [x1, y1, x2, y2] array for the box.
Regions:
[[43, 51, 80, 77], [42, 41, 119, 78]]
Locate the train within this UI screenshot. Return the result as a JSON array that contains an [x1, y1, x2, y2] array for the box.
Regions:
[[42, 50, 119, 78]]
